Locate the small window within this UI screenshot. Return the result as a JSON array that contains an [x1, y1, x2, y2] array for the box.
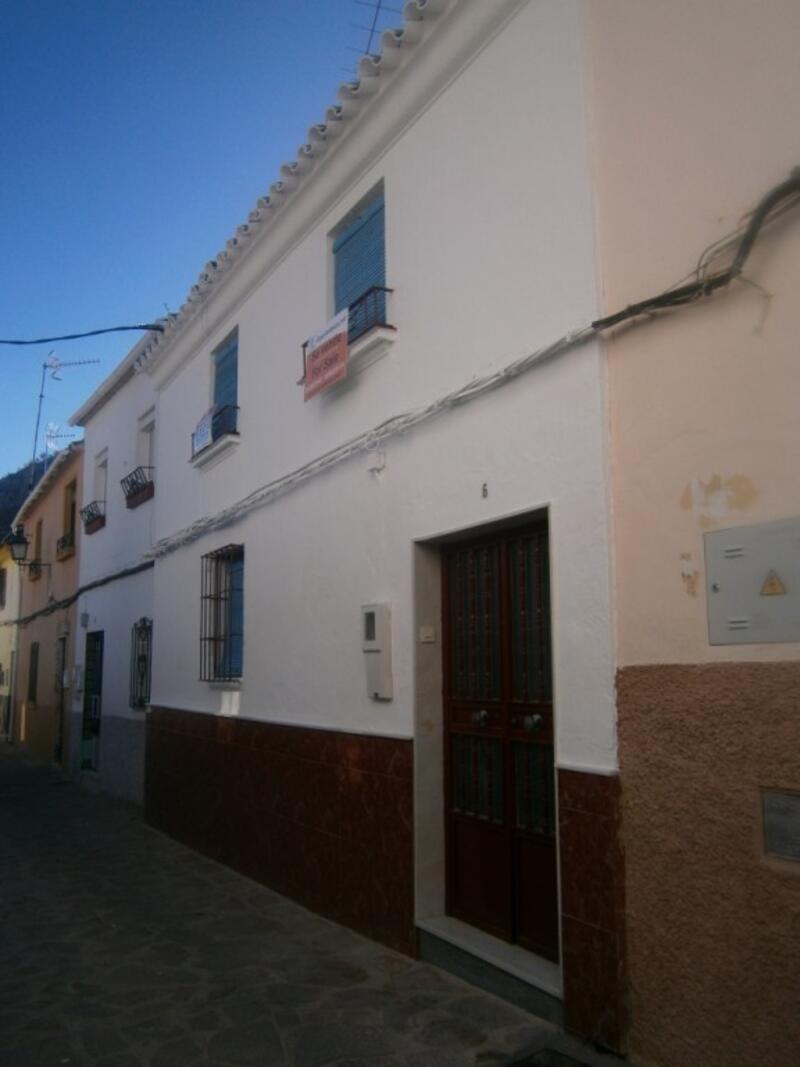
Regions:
[[200, 545, 244, 682], [33, 519, 43, 562], [333, 189, 386, 342], [94, 451, 108, 503], [130, 617, 153, 708], [58, 481, 77, 558], [137, 410, 156, 470], [27, 641, 40, 704], [213, 333, 238, 408]]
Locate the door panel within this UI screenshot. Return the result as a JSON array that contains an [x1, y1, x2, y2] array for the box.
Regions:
[[444, 524, 558, 961], [81, 631, 104, 771]]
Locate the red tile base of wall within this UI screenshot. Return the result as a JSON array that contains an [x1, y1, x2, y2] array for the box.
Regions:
[[558, 768, 627, 1052], [145, 707, 415, 955]]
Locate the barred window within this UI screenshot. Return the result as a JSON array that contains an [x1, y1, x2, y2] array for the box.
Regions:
[[130, 618, 153, 708], [200, 545, 244, 682]]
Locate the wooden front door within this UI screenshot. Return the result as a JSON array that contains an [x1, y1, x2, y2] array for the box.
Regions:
[[443, 523, 558, 961]]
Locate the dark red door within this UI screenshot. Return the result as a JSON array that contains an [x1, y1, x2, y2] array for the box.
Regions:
[[443, 524, 558, 961]]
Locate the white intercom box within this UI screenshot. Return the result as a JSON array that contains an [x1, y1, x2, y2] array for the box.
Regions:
[[362, 603, 393, 701]]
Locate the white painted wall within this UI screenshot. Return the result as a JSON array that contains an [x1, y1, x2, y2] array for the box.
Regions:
[[148, 0, 615, 773], [71, 355, 157, 796], [77, 368, 158, 582]]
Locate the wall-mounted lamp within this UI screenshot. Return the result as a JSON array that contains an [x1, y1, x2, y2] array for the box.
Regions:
[[8, 525, 51, 572]]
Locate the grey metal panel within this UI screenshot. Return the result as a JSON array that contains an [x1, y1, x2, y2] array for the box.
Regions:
[[763, 792, 800, 862], [704, 517, 800, 644]]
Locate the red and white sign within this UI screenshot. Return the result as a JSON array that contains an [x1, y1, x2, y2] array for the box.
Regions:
[[304, 308, 349, 401]]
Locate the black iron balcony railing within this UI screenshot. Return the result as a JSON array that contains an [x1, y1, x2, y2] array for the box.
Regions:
[[121, 466, 155, 508], [28, 559, 43, 581], [300, 286, 394, 383], [191, 404, 239, 458], [80, 500, 106, 533], [56, 529, 75, 558], [347, 284, 392, 344]]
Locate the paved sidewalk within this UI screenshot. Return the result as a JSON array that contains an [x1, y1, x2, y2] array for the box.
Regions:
[[0, 747, 592, 1067]]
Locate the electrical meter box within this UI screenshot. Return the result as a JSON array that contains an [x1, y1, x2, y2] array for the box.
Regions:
[[704, 517, 800, 644], [362, 603, 393, 701]]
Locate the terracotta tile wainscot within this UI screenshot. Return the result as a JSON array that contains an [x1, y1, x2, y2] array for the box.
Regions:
[[145, 707, 415, 954]]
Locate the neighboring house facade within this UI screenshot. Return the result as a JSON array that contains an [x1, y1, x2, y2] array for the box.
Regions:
[[11, 445, 83, 767], [586, 2, 800, 1065], [137, 0, 618, 1047], [0, 539, 21, 741], [69, 337, 157, 804]]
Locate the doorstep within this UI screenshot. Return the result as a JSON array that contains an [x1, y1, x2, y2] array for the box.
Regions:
[[417, 915, 563, 1026]]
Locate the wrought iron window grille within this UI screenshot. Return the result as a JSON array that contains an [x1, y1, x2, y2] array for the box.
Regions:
[[200, 545, 244, 682], [56, 529, 75, 558], [130, 617, 153, 708]]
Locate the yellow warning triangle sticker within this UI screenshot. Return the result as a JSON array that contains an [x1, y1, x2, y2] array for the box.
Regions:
[[760, 569, 788, 597]]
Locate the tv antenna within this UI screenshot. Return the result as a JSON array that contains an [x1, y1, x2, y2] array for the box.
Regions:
[[342, 1, 399, 77], [29, 354, 100, 488]]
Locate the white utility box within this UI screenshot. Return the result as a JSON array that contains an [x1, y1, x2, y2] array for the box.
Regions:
[[704, 517, 800, 644], [362, 603, 393, 700]]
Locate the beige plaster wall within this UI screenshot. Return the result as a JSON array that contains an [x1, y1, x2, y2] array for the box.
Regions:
[[14, 450, 82, 764], [584, 0, 800, 666]]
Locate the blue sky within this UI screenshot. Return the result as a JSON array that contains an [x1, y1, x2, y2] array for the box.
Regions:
[[0, 0, 398, 475]]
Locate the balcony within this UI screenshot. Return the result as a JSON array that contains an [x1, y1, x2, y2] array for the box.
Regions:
[[301, 286, 396, 391], [28, 559, 44, 582], [56, 529, 76, 561], [190, 404, 240, 470], [347, 285, 393, 344], [80, 500, 106, 535], [121, 466, 155, 509]]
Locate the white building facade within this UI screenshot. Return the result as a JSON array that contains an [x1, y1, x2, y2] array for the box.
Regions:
[[70, 341, 157, 804], [134, 0, 620, 1045]]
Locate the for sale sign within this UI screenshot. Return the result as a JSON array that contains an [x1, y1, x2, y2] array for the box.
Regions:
[[304, 308, 349, 401]]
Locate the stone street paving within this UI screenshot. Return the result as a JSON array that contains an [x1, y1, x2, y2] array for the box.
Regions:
[[0, 748, 597, 1067]]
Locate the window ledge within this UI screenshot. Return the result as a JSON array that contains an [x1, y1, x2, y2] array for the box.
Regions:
[[208, 679, 242, 691], [56, 545, 75, 562], [191, 432, 240, 471], [349, 325, 396, 373]]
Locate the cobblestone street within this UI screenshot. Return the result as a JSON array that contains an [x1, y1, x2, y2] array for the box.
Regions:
[[0, 749, 602, 1067]]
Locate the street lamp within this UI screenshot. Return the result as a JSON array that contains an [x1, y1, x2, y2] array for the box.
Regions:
[[7, 525, 50, 573], [8, 526, 30, 564]]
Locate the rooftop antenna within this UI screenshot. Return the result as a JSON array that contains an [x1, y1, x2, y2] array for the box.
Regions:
[[344, 0, 397, 78], [29, 355, 100, 489]]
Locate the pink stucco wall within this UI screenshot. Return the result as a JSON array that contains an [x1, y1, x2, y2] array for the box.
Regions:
[[584, 0, 800, 667]]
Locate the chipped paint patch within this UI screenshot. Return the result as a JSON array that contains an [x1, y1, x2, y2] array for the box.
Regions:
[[680, 474, 758, 527], [680, 553, 700, 597]]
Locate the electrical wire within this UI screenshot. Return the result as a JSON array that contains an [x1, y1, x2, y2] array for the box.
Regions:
[[1, 560, 155, 629], [0, 323, 164, 346], [592, 167, 800, 330]]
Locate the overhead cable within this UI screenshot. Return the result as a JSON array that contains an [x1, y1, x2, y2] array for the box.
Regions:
[[0, 323, 165, 347]]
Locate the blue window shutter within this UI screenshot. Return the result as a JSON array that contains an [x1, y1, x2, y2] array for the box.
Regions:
[[213, 336, 238, 409], [334, 194, 385, 337]]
